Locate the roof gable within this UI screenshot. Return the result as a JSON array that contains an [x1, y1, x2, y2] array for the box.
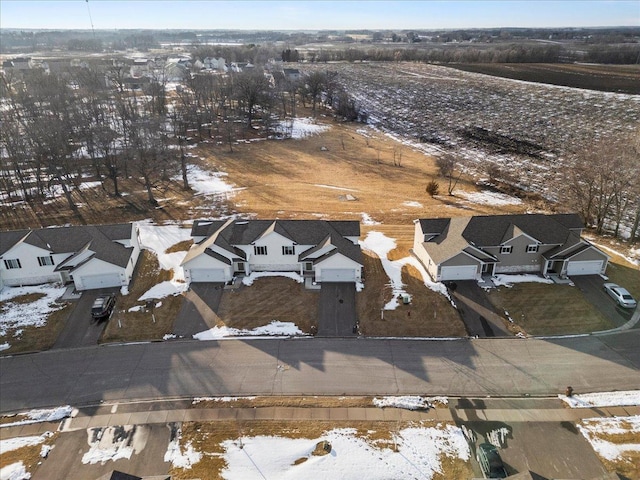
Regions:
[[462, 214, 572, 246]]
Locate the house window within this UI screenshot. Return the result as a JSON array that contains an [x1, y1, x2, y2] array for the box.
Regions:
[[4, 259, 21, 269], [38, 256, 55, 266], [254, 245, 267, 255], [500, 246, 512, 255], [526, 244, 539, 254], [282, 245, 295, 255], [304, 262, 313, 271]]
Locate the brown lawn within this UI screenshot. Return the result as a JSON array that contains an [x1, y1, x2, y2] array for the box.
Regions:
[[216, 277, 319, 333], [357, 253, 466, 337], [169, 420, 472, 480], [101, 249, 184, 343]]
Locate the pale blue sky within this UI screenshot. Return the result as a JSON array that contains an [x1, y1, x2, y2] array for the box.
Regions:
[[1, 1, 638, 30]]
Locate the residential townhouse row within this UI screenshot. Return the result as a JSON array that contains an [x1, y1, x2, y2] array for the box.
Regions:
[[0, 213, 608, 291]]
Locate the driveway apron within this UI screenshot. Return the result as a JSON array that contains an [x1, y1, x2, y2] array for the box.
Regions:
[[172, 282, 224, 337], [318, 282, 357, 337], [52, 288, 118, 349], [451, 281, 510, 337]]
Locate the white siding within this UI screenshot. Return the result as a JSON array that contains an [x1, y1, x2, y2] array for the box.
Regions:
[[183, 254, 233, 283], [315, 253, 362, 282], [236, 231, 312, 272], [73, 258, 127, 291], [0, 242, 63, 286]]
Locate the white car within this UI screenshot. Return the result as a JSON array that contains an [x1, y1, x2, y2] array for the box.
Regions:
[[603, 283, 637, 309]]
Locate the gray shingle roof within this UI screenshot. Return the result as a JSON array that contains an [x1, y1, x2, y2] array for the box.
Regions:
[[0, 224, 135, 268], [185, 219, 362, 266], [462, 214, 576, 246]]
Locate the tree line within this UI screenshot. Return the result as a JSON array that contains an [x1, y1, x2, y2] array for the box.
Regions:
[[0, 61, 361, 214]]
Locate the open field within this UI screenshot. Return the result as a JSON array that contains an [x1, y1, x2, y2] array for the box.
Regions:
[[448, 63, 640, 94], [302, 62, 640, 235]]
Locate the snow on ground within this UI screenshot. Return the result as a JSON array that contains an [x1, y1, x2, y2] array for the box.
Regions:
[[165, 424, 202, 468], [559, 390, 640, 408], [193, 321, 306, 340], [491, 274, 554, 288], [458, 190, 523, 206], [242, 271, 303, 286], [276, 117, 331, 139], [0, 343, 9, 352], [578, 416, 640, 462], [135, 222, 193, 300], [1, 406, 73, 428], [0, 462, 30, 480], [218, 425, 469, 480], [179, 164, 236, 197], [314, 184, 358, 192], [0, 432, 52, 453], [373, 396, 448, 410], [589, 241, 640, 267], [0, 284, 67, 344], [81, 425, 146, 465], [360, 212, 381, 225], [192, 396, 257, 404], [360, 231, 449, 310], [402, 201, 423, 208]]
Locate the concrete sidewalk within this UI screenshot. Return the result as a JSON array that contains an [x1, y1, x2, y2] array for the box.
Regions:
[[2, 403, 638, 439]]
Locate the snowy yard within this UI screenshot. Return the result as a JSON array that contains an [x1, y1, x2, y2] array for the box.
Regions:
[[168, 423, 471, 480], [360, 231, 450, 310]]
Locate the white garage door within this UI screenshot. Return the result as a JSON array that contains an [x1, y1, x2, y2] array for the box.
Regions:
[[81, 273, 121, 289], [440, 265, 477, 281], [321, 269, 356, 282], [190, 268, 227, 282], [567, 260, 603, 275]]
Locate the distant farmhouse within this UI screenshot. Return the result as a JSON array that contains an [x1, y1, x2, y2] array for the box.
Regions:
[[0, 224, 140, 291], [182, 219, 363, 284], [413, 214, 609, 282]]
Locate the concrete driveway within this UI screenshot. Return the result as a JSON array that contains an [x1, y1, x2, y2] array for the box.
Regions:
[[450, 281, 510, 337], [173, 282, 224, 337], [572, 275, 637, 328], [318, 282, 357, 337], [52, 288, 119, 349]]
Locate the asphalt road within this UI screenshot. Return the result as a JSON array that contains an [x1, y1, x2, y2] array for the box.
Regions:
[[2, 331, 639, 413]]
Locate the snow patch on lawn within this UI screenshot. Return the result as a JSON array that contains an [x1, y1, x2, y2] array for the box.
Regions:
[[242, 271, 303, 286], [578, 415, 640, 462], [192, 396, 257, 404], [176, 164, 235, 197], [276, 117, 331, 139], [165, 425, 202, 468], [0, 462, 30, 480], [194, 321, 307, 340], [492, 274, 554, 287], [403, 201, 423, 208], [360, 212, 381, 225], [0, 432, 52, 453], [314, 184, 358, 192], [1, 406, 73, 428], [559, 390, 640, 408], [135, 222, 192, 300], [459, 190, 523, 206], [0, 284, 67, 339], [373, 396, 448, 410], [219, 425, 469, 480], [360, 231, 450, 310]]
